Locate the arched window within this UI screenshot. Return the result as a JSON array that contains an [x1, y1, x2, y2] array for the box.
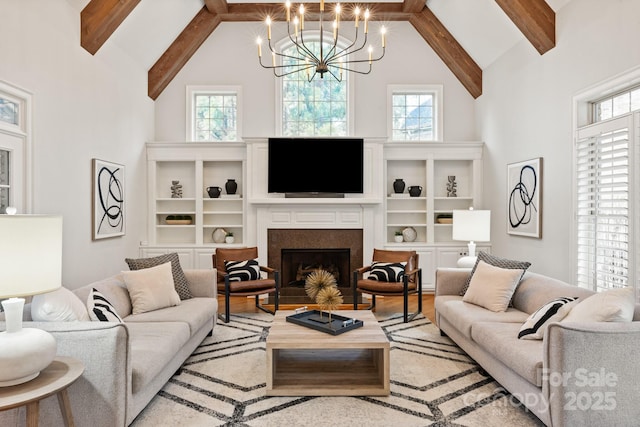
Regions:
[[276, 34, 353, 137]]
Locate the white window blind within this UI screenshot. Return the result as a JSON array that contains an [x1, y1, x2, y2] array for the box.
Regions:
[[575, 115, 632, 291]]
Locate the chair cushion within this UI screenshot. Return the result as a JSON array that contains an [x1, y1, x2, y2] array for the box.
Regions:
[[225, 259, 260, 281], [356, 278, 417, 294], [221, 278, 276, 293], [368, 261, 406, 282]]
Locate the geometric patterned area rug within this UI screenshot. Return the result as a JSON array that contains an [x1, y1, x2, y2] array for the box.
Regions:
[[131, 312, 544, 426]]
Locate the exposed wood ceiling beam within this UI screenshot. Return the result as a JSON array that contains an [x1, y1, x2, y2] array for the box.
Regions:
[[402, 0, 426, 14], [221, 3, 407, 22], [205, 0, 228, 15], [495, 0, 555, 55], [148, 7, 222, 100], [81, 0, 141, 55], [409, 8, 482, 99]]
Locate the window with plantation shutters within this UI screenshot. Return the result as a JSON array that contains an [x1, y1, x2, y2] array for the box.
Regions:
[[575, 114, 633, 291]]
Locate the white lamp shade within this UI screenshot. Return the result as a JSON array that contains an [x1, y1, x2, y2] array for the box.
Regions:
[[0, 215, 63, 298], [452, 209, 491, 242]]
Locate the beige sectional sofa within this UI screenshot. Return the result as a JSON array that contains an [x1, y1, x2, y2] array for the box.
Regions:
[[435, 267, 640, 427], [0, 268, 217, 427]]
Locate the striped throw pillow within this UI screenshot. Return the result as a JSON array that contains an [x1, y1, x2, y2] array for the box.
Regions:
[[225, 259, 260, 282], [87, 288, 123, 323], [518, 297, 579, 340], [368, 262, 407, 282]]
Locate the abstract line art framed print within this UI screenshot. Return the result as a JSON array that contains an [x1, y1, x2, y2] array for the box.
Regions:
[[92, 158, 125, 240], [507, 157, 542, 238]]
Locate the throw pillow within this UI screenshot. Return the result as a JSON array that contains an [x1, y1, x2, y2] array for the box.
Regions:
[[562, 287, 635, 323], [460, 251, 532, 296], [462, 260, 525, 312], [125, 253, 192, 300], [87, 288, 123, 323], [225, 259, 260, 282], [518, 297, 579, 340], [121, 261, 181, 315], [368, 262, 407, 282], [31, 287, 90, 322]]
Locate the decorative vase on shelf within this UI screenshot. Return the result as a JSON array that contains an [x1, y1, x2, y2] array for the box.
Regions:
[[225, 234, 235, 244], [225, 179, 237, 195], [402, 226, 417, 242], [393, 179, 405, 194], [212, 228, 227, 243], [394, 234, 404, 243], [409, 186, 422, 197], [206, 186, 221, 198]]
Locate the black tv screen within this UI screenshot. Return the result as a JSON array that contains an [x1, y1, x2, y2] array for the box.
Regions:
[[268, 137, 364, 195]]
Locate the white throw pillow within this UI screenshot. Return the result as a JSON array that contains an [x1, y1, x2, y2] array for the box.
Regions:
[[518, 297, 579, 340], [122, 261, 181, 315], [31, 287, 90, 322], [462, 260, 525, 312], [562, 287, 635, 323]]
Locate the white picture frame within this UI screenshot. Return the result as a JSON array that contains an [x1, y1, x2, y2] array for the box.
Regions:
[[507, 157, 542, 238], [92, 158, 125, 240]]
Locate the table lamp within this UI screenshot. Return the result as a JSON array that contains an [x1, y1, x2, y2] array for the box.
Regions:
[[0, 214, 63, 386], [452, 208, 491, 268]]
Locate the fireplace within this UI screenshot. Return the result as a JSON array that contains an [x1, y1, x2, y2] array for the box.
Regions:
[[268, 229, 363, 305], [281, 248, 350, 288]]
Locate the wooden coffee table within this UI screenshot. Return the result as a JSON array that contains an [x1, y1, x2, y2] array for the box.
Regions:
[[266, 310, 390, 396]]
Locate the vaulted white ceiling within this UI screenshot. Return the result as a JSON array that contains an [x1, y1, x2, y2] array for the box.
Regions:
[[65, 0, 571, 97]]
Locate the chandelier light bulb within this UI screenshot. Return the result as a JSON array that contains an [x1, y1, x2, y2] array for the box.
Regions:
[[354, 6, 361, 27], [285, 0, 291, 21], [256, 37, 262, 57], [381, 26, 386, 48], [364, 9, 370, 33], [266, 16, 272, 40]]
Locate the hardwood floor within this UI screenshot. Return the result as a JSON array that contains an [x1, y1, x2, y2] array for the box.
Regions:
[[218, 294, 436, 323]]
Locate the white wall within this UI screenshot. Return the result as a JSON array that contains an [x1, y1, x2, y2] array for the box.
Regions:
[[0, 0, 154, 288], [154, 21, 478, 141], [478, 0, 640, 281]]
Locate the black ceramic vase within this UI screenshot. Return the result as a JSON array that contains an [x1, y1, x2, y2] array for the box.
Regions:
[[393, 179, 405, 194], [225, 179, 238, 195]]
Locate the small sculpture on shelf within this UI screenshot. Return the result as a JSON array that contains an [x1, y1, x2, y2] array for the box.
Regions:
[[171, 180, 183, 198], [446, 176, 457, 197]]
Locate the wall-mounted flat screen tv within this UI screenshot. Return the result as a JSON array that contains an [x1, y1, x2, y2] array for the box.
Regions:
[[268, 137, 364, 196]]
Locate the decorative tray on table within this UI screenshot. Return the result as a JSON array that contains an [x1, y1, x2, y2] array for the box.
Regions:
[[286, 309, 363, 335]]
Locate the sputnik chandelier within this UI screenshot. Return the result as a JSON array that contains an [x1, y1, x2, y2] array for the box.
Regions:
[[256, 0, 386, 82]]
